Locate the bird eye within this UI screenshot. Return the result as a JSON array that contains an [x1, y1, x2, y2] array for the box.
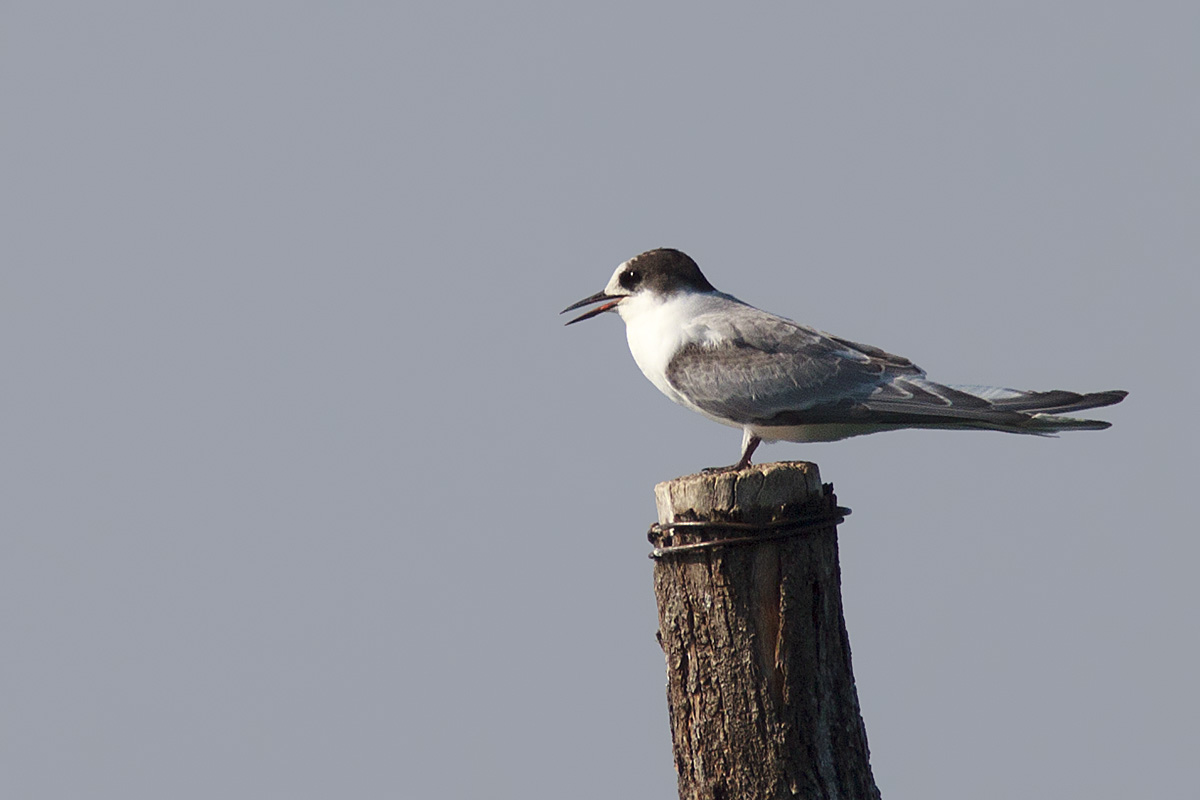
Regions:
[[619, 269, 641, 290]]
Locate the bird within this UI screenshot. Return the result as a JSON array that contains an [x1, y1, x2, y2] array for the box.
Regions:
[[562, 248, 1127, 471]]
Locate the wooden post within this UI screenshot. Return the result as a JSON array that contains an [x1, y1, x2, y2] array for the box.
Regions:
[[649, 462, 879, 800]]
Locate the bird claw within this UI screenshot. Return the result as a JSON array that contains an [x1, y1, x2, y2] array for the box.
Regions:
[[701, 459, 753, 474]]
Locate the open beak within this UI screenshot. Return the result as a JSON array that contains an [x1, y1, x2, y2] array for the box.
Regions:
[[561, 290, 622, 325]]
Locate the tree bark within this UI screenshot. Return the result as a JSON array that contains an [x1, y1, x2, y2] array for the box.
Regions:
[[650, 462, 879, 800]]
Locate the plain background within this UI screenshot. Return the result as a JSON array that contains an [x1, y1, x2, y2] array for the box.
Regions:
[[4, 2, 1197, 798]]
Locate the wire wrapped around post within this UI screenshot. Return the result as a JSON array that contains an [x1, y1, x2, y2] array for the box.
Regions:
[[648, 507, 851, 559]]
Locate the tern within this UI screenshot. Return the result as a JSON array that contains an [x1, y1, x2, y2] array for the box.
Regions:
[[563, 248, 1127, 471]]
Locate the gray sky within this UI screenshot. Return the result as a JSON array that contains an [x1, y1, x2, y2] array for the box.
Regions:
[[4, 2, 1197, 798]]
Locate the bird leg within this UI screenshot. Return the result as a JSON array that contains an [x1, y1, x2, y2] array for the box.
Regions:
[[702, 433, 762, 473]]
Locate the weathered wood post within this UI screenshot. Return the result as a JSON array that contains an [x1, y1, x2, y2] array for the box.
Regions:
[[649, 461, 879, 800]]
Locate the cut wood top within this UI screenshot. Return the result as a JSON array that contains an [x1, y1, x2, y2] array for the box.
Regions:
[[654, 461, 824, 524]]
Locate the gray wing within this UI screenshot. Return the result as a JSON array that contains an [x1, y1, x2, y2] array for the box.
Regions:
[[665, 311, 1124, 429], [665, 312, 931, 425]]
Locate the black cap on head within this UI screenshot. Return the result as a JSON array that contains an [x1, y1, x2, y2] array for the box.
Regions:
[[619, 248, 715, 296]]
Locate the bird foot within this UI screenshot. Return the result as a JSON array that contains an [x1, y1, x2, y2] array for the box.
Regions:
[[701, 459, 753, 474], [701, 435, 760, 474]]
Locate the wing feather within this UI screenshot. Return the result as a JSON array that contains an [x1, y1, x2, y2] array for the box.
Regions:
[[664, 307, 1125, 430], [665, 312, 925, 425]]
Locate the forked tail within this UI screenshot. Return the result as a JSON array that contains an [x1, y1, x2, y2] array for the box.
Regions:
[[939, 384, 1128, 432]]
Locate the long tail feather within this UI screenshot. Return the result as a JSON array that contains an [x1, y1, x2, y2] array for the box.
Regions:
[[947, 385, 1128, 415], [830, 382, 1129, 433]]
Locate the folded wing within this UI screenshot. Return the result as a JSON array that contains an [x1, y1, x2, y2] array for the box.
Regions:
[[666, 315, 1125, 433]]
